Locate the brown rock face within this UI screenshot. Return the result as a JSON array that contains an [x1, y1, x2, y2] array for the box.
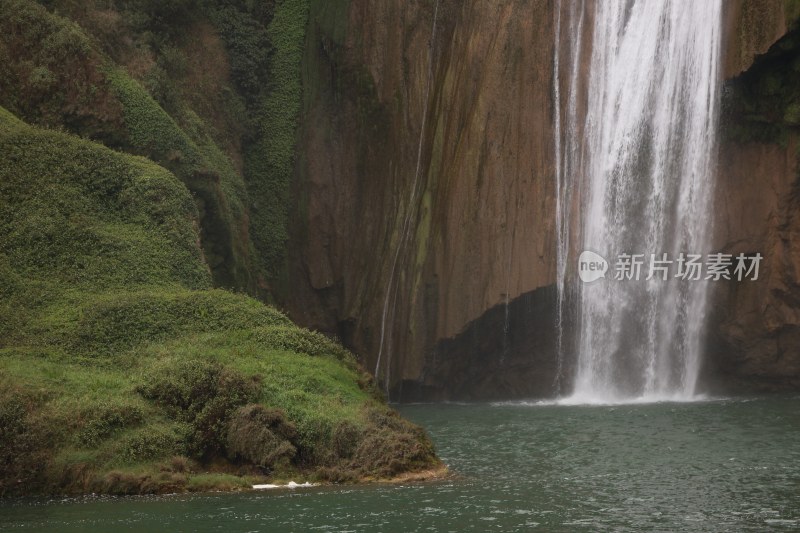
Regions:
[[708, 137, 800, 391], [289, 0, 558, 399], [722, 0, 795, 77], [289, 0, 800, 399], [706, 15, 800, 392]]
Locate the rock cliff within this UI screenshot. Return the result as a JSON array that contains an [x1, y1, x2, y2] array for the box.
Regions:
[[288, 0, 800, 399], [289, 0, 559, 400], [708, 7, 800, 392]]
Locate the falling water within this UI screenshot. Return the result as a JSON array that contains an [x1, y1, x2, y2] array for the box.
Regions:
[[374, 0, 440, 394], [555, 0, 723, 403], [553, 0, 587, 397]]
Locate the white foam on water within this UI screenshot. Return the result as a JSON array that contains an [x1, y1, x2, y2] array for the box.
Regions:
[[252, 481, 315, 490], [492, 392, 725, 408]]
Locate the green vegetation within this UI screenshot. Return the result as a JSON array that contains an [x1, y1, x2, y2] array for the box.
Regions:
[[723, 25, 800, 147], [787, 0, 800, 24], [0, 0, 341, 297], [210, 0, 310, 293], [0, 0, 282, 295], [0, 107, 439, 496], [0, 0, 105, 131], [0, 0, 442, 497], [104, 65, 255, 291]]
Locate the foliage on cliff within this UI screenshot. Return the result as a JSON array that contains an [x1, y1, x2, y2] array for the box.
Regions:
[[0, 0, 315, 298], [0, 7, 436, 494], [723, 23, 800, 146], [211, 0, 310, 297]]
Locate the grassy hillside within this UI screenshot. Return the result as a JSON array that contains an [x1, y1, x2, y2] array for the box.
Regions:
[[0, 107, 439, 496], [0, 0, 318, 297]]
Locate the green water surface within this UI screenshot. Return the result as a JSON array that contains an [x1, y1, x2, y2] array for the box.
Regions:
[[2, 396, 799, 531]]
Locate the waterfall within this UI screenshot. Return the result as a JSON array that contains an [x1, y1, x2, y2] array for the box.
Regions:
[[555, 0, 723, 403]]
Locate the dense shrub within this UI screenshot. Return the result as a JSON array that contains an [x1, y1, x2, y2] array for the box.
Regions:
[[210, 4, 273, 101], [137, 359, 261, 458], [226, 404, 297, 469], [249, 326, 353, 362], [116, 425, 186, 463], [139, 359, 256, 414], [0, 0, 117, 134], [352, 408, 438, 478], [76, 401, 145, 448], [330, 420, 360, 460], [0, 386, 55, 495]]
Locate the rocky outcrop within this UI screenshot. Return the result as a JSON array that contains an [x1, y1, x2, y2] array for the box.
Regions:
[[289, 0, 800, 399], [706, 19, 800, 392], [395, 284, 561, 402], [722, 0, 798, 77]]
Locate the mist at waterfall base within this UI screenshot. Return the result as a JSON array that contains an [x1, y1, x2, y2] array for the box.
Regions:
[[4, 399, 799, 532], [554, 0, 724, 405]]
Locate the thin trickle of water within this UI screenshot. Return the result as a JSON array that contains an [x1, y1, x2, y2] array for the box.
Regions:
[[374, 0, 440, 394], [502, 292, 510, 364], [553, 1, 587, 396], [501, 194, 513, 365], [553, 0, 563, 396], [555, 0, 723, 402]]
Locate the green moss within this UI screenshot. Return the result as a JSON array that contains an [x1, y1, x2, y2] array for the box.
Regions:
[[308, 0, 349, 47], [240, 0, 310, 289]]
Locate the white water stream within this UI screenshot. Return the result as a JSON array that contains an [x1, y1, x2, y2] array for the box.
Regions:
[[555, 0, 723, 403]]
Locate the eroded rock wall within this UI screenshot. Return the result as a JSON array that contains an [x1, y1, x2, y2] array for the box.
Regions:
[[289, 0, 800, 399], [289, 0, 557, 398], [708, 12, 800, 391]]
